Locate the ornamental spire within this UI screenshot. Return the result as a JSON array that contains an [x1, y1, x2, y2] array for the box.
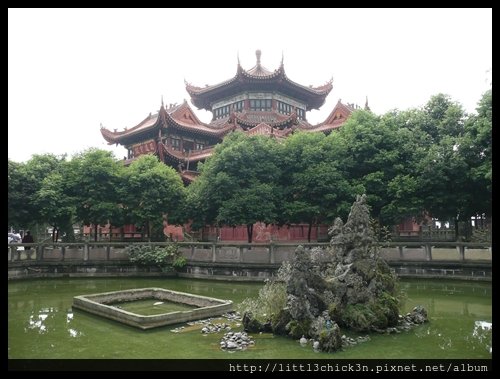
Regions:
[[256, 49, 261, 67]]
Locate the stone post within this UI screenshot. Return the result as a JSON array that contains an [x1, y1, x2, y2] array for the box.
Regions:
[[239, 246, 244, 263], [423, 244, 433, 261], [83, 243, 89, 261], [459, 245, 466, 261], [269, 243, 275, 264], [398, 245, 405, 260], [36, 244, 42, 261], [9, 245, 16, 261], [212, 243, 216, 263]]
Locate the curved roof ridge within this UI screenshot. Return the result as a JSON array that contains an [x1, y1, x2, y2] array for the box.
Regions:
[[282, 72, 333, 95], [165, 111, 234, 136], [185, 74, 238, 96], [100, 112, 159, 144]]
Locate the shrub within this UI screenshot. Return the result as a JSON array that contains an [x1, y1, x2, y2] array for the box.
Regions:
[[237, 280, 287, 323], [172, 256, 187, 270], [127, 244, 186, 270], [237, 261, 290, 323]]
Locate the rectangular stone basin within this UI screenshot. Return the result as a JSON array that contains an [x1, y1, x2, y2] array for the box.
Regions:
[[72, 288, 233, 330]]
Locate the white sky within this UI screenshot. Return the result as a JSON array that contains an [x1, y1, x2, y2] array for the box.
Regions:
[[8, 8, 492, 163]]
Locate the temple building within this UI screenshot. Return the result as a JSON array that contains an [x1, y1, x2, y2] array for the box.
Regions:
[[101, 50, 363, 184]]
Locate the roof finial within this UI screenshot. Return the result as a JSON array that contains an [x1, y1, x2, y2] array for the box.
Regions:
[[237, 51, 240, 65], [256, 49, 261, 66], [281, 51, 284, 66], [161, 95, 164, 108], [364, 96, 371, 111]]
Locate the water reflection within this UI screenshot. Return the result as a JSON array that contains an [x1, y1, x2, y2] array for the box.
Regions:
[[68, 328, 83, 338], [27, 312, 48, 334], [469, 321, 492, 354], [22, 301, 86, 340]]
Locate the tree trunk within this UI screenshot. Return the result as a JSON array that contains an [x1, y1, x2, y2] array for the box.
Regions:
[[55, 228, 59, 242], [454, 218, 459, 241], [247, 224, 253, 244], [307, 221, 313, 242], [465, 218, 472, 241], [94, 224, 98, 242], [147, 220, 151, 242], [52, 226, 57, 242]]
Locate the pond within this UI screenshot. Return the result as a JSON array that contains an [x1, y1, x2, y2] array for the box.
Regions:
[[8, 277, 491, 359]]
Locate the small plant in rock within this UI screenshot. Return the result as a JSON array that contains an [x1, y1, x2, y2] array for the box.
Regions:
[[237, 262, 290, 323]]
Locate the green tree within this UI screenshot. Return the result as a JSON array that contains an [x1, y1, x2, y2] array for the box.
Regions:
[[422, 93, 465, 142], [409, 93, 489, 240], [188, 132, 281, 243], [34, 168, 75, 242], [67, 149, 123, 241], [122, 154, 186, 241], [8, 160, 26, 229], [216, 182, 277, 242], [376, 110, 428, 224], [460, 89, 492, 216], [279, 132, 357, 241], [416, 135, 472, 239], [328, 110, 407, 225], [8, 154, 65, 234]]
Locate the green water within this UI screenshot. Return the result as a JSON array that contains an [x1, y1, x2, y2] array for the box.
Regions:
[[8, 278, 491, 359], [113, 299, 196, 315]]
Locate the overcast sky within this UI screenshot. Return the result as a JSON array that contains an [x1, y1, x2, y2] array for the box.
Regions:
[[8, 8, 492, 163]]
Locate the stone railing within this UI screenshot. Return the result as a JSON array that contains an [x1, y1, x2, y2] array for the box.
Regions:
[[7, 241, 491, 264], [378, 241, 491, 262], [393, 228, 457, 241]]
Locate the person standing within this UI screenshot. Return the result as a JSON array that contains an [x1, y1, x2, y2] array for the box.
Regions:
[[22, 230, 34, 251]]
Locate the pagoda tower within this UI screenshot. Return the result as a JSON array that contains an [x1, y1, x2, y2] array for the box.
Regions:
[[101, 50, 357, 184]]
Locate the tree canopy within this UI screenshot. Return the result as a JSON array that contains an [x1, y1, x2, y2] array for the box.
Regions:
[[187, 132, 281, 242], [121, 154, 186, 240]]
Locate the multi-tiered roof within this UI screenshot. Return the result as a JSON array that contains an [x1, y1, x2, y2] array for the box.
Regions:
[[186, 50, 332, 112], [101, 51, 362, 183]]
